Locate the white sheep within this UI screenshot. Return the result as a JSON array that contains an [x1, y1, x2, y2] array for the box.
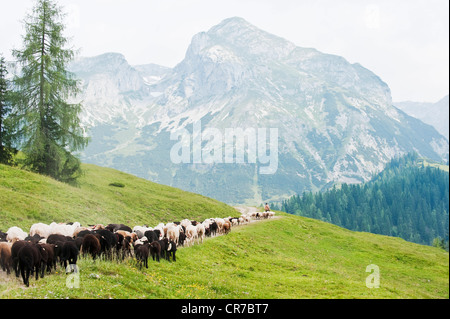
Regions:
[[214, 218, 225, 234], [133, 225, 152, 239], [180, 219, 191, 229], [166, 225, 182, 245], [6, 226, 27, 242], [29, 222, 51, 238], [196, 223, 205, 244], [185, 224, 198, 246], [153, 223, 165, 240], [49, 222, 81, 237]]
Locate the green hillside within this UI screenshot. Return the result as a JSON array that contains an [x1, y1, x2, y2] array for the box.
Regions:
[[0, 163, 236, 230], [0, 164, 448, 299]]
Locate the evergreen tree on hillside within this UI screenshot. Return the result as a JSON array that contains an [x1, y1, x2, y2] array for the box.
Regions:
[[12, 0, 88, 183], [0, 55, 16, 164], [281, 154, 449, 246]]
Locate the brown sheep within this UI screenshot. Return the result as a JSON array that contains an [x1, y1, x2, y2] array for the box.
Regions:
[[223, 221, 231, 234], [0, 242, 13, 274]]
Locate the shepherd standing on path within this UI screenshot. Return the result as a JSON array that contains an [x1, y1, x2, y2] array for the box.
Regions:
[[264, 203, 270, 212]]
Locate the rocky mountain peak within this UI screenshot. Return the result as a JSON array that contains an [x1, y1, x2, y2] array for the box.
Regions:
[[73, 18, 449, 204]]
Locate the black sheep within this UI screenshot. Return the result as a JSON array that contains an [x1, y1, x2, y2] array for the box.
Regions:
[[94, 229, 117, 260], [144, 230, 159, 243], [39, 243, 56, 274], [167, 240, 177, 262], [0, 231, 7, 242], [11, 240, 28, 277], [24, 234, 44, 243], [149, 241, 161, 262], [36, 243, 49, 278], [135, 243, 149, 269], [59, 241, 79, 271], [209, 222, 218, 236], [178, 232, 187, 247], [82, 234, 101, 260], [17, 243, 40, 287], [76, 229, 93, 238], [106, 223, 132, 233], [158, 238, 169, 260], [47, 234, 73, 245]]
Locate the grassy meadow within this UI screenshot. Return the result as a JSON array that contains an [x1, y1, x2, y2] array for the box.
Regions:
[[0, 163, 448, 299]]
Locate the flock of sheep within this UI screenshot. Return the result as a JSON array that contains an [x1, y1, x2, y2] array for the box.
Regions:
[[0, 210, 275, 287]]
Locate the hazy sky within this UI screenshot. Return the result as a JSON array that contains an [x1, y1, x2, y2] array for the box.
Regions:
[[1, 0, 448, 102]]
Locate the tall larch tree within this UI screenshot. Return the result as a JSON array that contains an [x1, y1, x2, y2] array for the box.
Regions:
[[0, 54, 15, 165], [12, 0, 89, 184]]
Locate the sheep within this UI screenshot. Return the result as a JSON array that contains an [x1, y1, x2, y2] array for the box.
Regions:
[[81, 234, 101, 260], [149, 241, 161, 262], [166, 225, 182, 245], [36, 243, 49, 278], [24, 234, 44, 243], [49, 222, 81, 237], [39, 243, 56, 274], [120, 236, 133, 260], [166, 240, 177, 262], [0, 230, 7, 242], [29, 223, 51, 239], [214, 218, 225, 234], [46, 234, 73, 245], [196, 223, 205, 244], [153, 223, 165, 240], [209, 221, 218, 237], [17, 243, 41, 287], [0, 242, 12, 274], [6, 226, 27, 242], [223, 221, 231, 234], [59, 241, 79, 271], [115, 230, 138, 243], [158, 238, 169, 260], [94, 229, 118, 260], [230, 218, 239, 226], [11, 240, 28, 277], [106, 223, 132, 233], [133, 236, 148, 249], [180, 219, 191, 229], [132, 225, 152, 239], [73, 226, 91, 238], [144, 230, 159, 243], [135, 243, 149, 269], [185, 224, 198, 246]]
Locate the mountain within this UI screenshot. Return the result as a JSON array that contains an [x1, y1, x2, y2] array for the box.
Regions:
[[395, 95, 449, 141], [72, 17, 449, 205]]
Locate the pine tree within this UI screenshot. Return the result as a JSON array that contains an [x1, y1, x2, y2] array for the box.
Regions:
[[12, 0, 88, 183], [0, 55, 15, 164]]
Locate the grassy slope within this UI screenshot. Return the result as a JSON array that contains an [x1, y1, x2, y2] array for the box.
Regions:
[[0, 164, 448, 299], [0, 163, 236, 230]]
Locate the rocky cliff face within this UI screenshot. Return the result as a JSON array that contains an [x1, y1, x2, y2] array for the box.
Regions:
[[72, 17, 449, 204]]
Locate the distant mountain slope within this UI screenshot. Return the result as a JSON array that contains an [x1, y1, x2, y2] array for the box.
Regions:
[[281, 153, 450, 246], [395, 95, 449, 140], [0, 163, 236, 230], [71, 17, 449, 205]]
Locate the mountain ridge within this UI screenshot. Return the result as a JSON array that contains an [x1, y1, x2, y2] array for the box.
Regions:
[[71, 17, 449, 204]]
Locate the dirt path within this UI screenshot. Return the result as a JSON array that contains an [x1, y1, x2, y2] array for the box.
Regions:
[[233, 206, 259, 216]]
